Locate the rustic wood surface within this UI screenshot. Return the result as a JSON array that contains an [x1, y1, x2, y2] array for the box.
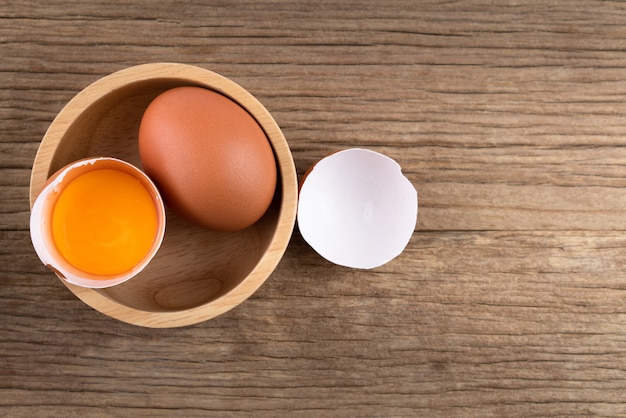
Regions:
[[3, 0, 626, 416]]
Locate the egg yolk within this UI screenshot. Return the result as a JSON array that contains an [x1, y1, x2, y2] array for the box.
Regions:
[[51, 168, 158, 277]]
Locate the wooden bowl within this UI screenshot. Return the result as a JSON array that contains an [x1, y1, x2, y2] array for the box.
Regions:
[[29, 63, 298, 328]]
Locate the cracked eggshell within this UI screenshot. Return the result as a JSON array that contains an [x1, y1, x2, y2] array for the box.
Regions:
[[29, 157, 166, 289], [297, 148, 418, 269]]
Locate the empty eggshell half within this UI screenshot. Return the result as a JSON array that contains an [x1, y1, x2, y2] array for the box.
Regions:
[[297, 148, 418, 269]]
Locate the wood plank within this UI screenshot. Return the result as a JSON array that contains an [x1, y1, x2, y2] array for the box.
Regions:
[[3, 0, 626, 415], [3, 230, 626, 415]]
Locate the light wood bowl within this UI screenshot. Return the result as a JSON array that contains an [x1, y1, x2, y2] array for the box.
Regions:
[[29, 63, 298, 328]]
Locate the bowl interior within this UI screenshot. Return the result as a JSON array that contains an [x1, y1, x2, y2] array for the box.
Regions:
[[45, 76, 284, 314]]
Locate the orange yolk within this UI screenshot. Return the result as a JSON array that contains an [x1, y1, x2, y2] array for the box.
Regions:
[[51, 168, 158, 277]]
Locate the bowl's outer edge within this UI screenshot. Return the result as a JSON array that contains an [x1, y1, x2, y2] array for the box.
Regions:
[[29, 62, 298, 328]]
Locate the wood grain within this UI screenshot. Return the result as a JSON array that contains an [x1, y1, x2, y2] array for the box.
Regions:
[[3, 0, 626, 416]]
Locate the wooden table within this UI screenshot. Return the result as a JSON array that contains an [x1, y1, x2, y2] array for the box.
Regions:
[[3, 1, 626, 416]]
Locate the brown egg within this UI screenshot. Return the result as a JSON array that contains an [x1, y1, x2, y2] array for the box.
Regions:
[[138, 86, 277, 231]]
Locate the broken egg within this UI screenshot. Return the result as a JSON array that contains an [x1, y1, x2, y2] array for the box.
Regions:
[[30, 157, 166, 288], [297, 148, 418, 269]]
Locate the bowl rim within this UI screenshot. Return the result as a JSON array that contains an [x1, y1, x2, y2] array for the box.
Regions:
[[29, 62, 298, 328]]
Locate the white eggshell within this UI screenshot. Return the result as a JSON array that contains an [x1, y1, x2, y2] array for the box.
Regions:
[[297, 148, 418, 269]]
